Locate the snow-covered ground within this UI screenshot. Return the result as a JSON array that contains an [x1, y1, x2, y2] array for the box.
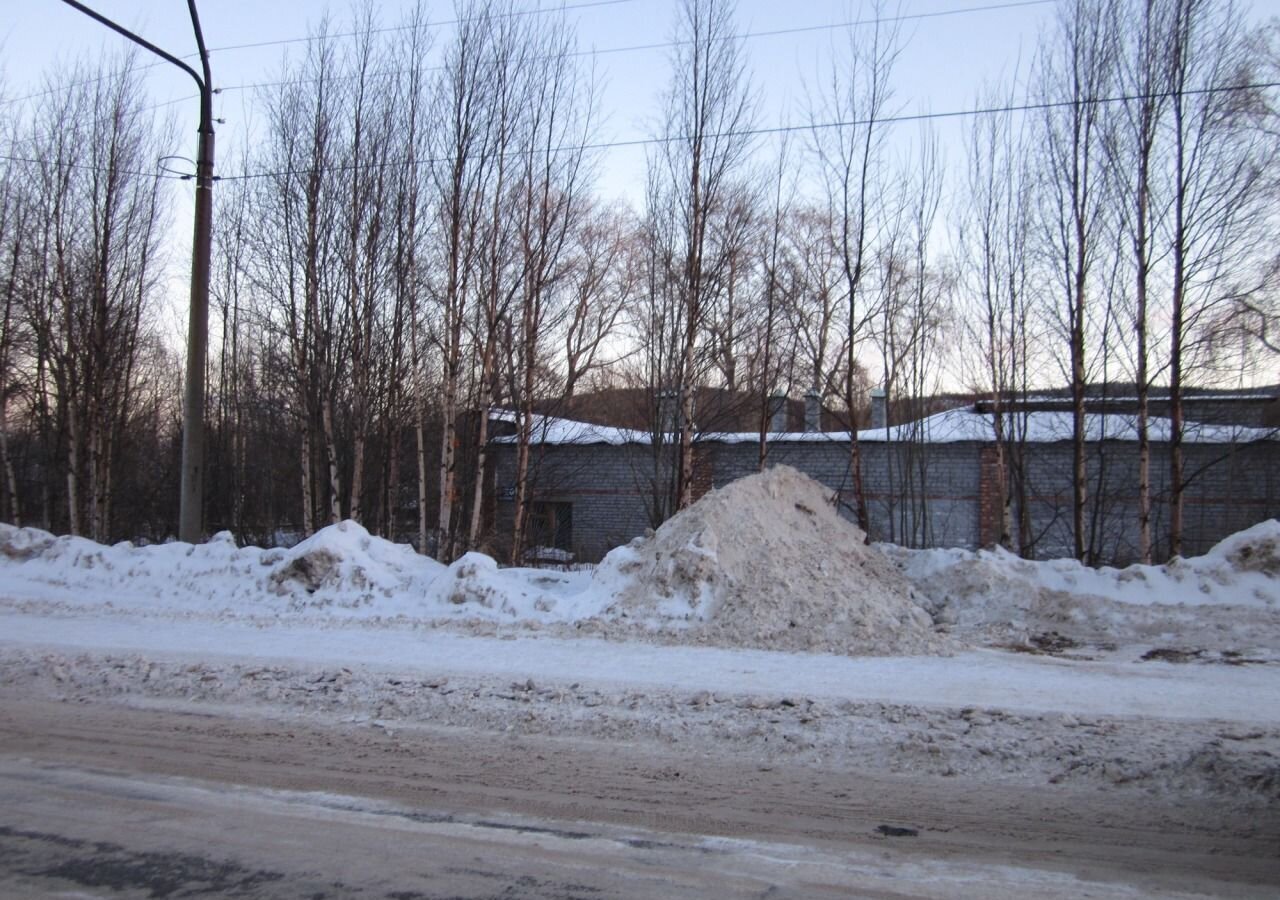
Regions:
[[5, 467, 1272, 655], [6, 612, 1276, 722], [1, 469, 1277, 894], [0, 469, 1277, 799]]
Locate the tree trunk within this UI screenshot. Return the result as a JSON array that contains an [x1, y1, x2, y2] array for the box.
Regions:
[[437, 374, 458, 560], [66, 403, 81, 536], [0, 393, 18, 525], [300, 423, 315, 536], [416, 404, 428, 554], [350, 432, 366, 524], [510, 403, 533, 566], [1071, 285, 1087, 563], [322, 396, 342, 525], [467, 351, 493, 550]]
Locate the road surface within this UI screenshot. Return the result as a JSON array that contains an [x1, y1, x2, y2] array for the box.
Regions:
[[1, 694, 1277, 898]]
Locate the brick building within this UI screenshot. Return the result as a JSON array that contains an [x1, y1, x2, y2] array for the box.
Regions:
[[490, 396, 1279, 566]]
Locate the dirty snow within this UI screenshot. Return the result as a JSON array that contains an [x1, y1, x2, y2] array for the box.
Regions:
[[887, 519, 1280, 655], [0, 469, 1277, 804], [0, 472, 1274, 659], [595, 466, 940, 655]]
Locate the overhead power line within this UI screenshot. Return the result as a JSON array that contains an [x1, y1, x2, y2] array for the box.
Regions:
[[207, 0, 636, 54], [0, 151, 187, 180], [6, 80, 1273, 183], [582, 0, 1054, 58], [6, 0, 1052, 110], [2, 0, 635, 108], [204, 0, 1057, 100], [216, 80, 1280, 182]]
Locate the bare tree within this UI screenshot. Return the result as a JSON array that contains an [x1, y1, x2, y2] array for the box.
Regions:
[[1162, 0, 1272, 555], [561, 203, 633, 401], [391, 3, 433, 548], [21, 57, 170, 541], [427, 0, 501, 560], [652, 0, 756, 511], [783, 205, 846, 414], [959, 83, 1036, 554], [338, 6, 397, 527], [467, 2, 535, 551], [251, 18, 346, 536], [0, 104, 28, 525], [1035, 0, 1119, 561], [506, 11, 597, 563], [810, 3, 902, 533], [880, 128, 951, 547], [1107, 0, 1182, 563], [753, 137, 796, 471]]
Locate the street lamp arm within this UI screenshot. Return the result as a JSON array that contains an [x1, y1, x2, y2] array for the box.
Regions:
[[186, 0, 213, 132], [58, 0, 208, 97], [58, 0, 215, 544]]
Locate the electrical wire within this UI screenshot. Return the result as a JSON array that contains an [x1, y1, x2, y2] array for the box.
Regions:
[[4, 80, 1274, 183], [206, 0, 1056, 99], [0, 152, 187, 180], [1, 0, 636, 108], [208, 0, 637, 54], [215, 80, 1280, 183], [3, 0, 1052, 109]]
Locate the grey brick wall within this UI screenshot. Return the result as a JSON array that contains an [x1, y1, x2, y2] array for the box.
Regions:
[[1016, 440, 1280, 562], [493, 443, 660, 561], [492, 435, 1280, 564]]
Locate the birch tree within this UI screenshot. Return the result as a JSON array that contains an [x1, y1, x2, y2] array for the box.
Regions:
[[506, 12, 597, 562], [1036, 0, 1119, 561], [810, 4, 902, 532], [652, 0, 756, 511]]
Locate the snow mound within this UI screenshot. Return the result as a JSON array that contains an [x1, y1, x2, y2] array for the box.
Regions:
[[592, 466, 941, 655], [433, 552, 583, 619], [888, 518, 1280, 652], [0, 523, 57, 560], [1203, 518, 1280, 577], [265, 520, 437, 610], [0, 519, 605, 625]]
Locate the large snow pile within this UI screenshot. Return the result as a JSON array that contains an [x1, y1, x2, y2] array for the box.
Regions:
[[591, 466, 941, 655], [888, 519, 1280, 653]]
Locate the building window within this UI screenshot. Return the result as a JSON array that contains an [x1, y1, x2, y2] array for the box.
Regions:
[[528, 501, 573, 552]]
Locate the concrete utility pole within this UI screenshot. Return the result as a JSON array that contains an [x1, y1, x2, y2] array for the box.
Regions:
[[58, 0, 214, 544]]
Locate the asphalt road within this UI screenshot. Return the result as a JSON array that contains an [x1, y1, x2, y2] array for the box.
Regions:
[[1, 696, 1277, 898]]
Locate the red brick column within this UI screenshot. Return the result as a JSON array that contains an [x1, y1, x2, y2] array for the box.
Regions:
[[691, 447, 714, 502], [977, 444, 1002, 549]]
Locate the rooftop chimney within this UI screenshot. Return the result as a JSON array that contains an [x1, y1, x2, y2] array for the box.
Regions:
[[870, 388, 887, 430], [769, 394, 788, 433], [657, 389, 679, 434], [804, 390, 822, 432]]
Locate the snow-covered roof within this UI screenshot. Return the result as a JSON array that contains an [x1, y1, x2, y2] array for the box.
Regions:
[[493, 407, 1277, 447], [490, 412, 647, 446], [990, 392, 1277, 404]]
